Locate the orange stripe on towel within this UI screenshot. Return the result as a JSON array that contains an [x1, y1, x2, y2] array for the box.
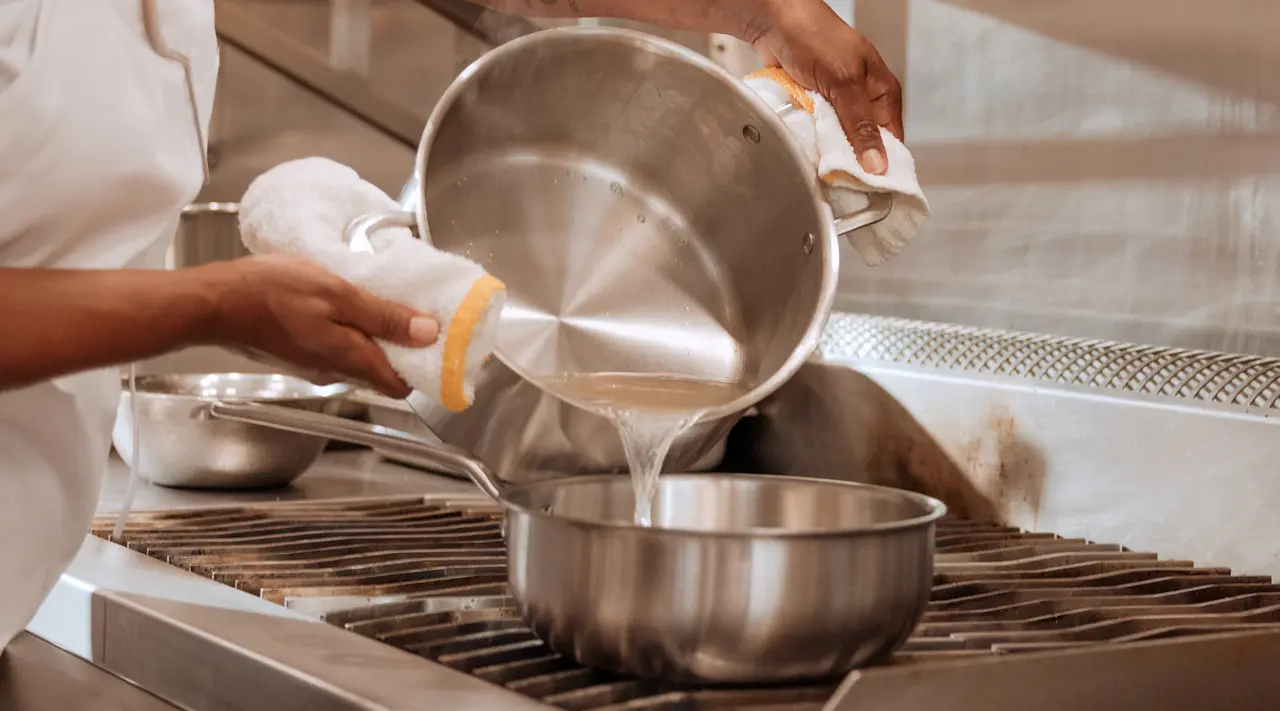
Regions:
[[441, 274, 505, 413], [747, 67, 815, 114]]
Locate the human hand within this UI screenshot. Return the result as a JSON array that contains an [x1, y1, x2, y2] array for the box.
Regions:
[[749, 0, 903, 175], [198, 255, 438, 398]]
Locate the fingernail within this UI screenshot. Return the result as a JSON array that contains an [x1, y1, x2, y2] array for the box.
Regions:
[[859, 148, 887, 175], [409, 317, 439, 346]]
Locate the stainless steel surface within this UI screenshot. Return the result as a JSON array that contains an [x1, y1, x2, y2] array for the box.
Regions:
[[0, 633, 179, 711], [95, 449, 479, 514], [113, 373, 350, 489], [389, 26, 889, 481], [731, 339, 1280, 581], [197, 398, 944, 683], [31, 537, 550, 711], [30, 454, 535, 711], [213, 0, 422, 148], [840, 1, 1280, 359], [74, 493, 1280, 710], [171, 202, 246, 268], [828, 630, 1280, 711]]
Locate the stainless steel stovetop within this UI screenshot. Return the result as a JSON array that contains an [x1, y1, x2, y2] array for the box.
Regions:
[[30, 313, 1280, 710], [87, 495, 1280, 711]]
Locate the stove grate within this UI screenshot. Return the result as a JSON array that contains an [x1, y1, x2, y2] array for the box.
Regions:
[[93, 498, 1280, 710]]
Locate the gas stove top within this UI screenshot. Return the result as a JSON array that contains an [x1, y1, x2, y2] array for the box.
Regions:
[[90, 496, 1280, 711]]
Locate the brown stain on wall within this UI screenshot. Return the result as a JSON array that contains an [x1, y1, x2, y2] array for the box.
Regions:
[[723, 362, 1001, 522], [957, 404, 1046, 529]]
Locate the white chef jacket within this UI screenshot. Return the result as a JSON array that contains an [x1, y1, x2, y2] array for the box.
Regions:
[[0, 0, 217, 651]]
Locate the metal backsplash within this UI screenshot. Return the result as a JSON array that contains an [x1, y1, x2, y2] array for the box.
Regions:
[[209, 1, 1280, 359], [840, 0, 1280, 357]]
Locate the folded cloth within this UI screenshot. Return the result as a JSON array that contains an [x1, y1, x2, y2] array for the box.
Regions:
[[744, 67, 929, 266], [238, 157, 506, 412]]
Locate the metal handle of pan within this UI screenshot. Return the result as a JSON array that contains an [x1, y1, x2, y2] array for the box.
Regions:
[[207, 401, 508, 503], [772, 101, 894, 239], [344, 210, 421, 254]]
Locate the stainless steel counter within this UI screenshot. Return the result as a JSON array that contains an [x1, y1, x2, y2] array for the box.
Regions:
[[29, 451, 551, 711], [96, 449, 479, 515], [29, 434, 1280, 711], [0, 633, 179, 711], [25, 347, 1280, 710]]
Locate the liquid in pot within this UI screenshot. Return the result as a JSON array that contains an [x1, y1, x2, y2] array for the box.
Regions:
[[536, 372, 748, 526]]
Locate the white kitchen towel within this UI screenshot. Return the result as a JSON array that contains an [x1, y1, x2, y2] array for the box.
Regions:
[[239, 157, 506, 412], [744, 67, 929, 266]]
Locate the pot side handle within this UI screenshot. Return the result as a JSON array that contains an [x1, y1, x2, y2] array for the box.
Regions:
[[772, 102, 894, 239], [344, 210, 419, 254]]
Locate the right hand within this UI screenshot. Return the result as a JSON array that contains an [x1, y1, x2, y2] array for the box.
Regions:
[[749, 0, 904, 175], [198, 255, 438, 398]]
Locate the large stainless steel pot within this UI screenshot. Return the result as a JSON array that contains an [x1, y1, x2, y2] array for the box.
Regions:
[[208, 400, 945, 684], [375, 26, 891, 483]]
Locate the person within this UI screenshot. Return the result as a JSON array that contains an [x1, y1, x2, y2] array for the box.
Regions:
[[0, 0, 903, 653]]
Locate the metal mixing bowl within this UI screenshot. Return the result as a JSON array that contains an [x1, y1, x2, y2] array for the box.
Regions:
[[113, 373, 350, 489]]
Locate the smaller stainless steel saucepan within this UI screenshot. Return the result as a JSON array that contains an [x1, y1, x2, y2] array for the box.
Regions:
[[209, 398, 946, 685]]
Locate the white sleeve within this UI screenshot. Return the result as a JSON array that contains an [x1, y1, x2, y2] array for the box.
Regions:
[[0, 0, 39, 92]]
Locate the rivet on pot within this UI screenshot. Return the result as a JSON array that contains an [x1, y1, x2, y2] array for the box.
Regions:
[[742, 125, 761, 144], [802, 233, 815, 254]]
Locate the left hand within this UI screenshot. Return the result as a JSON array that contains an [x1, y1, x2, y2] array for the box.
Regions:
[[749, 0, 904, 176]]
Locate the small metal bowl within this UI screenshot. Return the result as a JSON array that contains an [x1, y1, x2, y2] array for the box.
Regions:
[[113, 373, 350, 490]]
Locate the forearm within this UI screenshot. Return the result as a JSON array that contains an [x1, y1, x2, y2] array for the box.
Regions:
[[466, 0, 775, 41], [0, 267, 222, 391]]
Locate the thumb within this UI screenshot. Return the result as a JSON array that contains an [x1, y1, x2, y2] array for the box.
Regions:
[[341, 286, 439, 348], [828, 82, 889, 176]]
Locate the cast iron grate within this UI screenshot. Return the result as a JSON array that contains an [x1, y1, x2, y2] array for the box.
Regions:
[[94, 498, 1280, 711]]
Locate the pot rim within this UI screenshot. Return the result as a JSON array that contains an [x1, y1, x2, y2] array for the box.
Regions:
[[409, 26, 841, 425], [119, 372, 351, 403], [500, 472, 948, 539]]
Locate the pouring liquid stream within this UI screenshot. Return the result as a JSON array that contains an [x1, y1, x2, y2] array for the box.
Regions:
[[537, 373, 748, 526]]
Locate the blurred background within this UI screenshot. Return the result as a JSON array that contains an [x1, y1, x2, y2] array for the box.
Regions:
[[185, 0, 1280, 371]]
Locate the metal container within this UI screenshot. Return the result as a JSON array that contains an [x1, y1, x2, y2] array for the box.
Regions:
[[371, 26, 891, 483], [208, 399, 945, 684], [112, 373, 350, 489], [172, 202, 247, 268]]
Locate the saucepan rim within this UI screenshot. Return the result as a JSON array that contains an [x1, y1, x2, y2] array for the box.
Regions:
[[411, 25, 841, 427], [501, 472, 948, 539], [119, 372, 350, 403]]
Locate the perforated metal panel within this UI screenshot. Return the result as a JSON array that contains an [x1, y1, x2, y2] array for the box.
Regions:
[[821, 313, 1280, 410]]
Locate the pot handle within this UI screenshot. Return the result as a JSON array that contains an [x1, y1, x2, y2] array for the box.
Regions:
[[344, 210, 419, 254], [772, 102, 894, 239], [207, 400, 507, 503]]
